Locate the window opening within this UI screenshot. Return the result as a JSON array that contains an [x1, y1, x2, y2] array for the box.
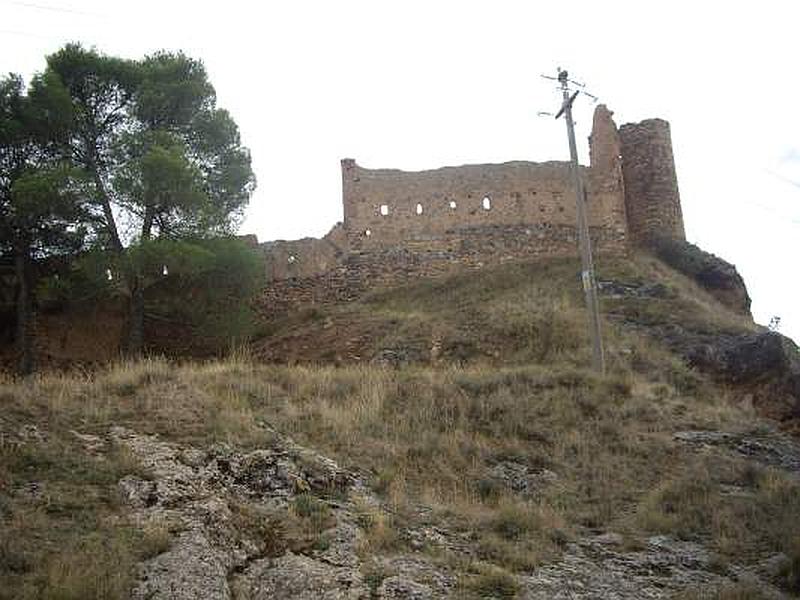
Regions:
[[449, 200, 457, 209], [380, 204, 389, 216], [365, 229, 372, 236], [416, 203, 423, 215], [482, 196, 491, 210], [288, 255, 297, 263]]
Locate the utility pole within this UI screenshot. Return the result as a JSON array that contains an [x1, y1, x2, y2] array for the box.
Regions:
[[546, 68, 606, 374]]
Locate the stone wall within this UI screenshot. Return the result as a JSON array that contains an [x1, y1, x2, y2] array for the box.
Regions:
[[258, 224, 626, 320], [257, 104, 683, 316], [261, 223, 348, 280], [619, 119, 685, 245], [340, 104, 627, 253]]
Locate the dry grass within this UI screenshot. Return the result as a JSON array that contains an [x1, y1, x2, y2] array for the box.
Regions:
[[636, 456, 800, 562], [2, 354, 767, 587], [0, 255, 791, 596]]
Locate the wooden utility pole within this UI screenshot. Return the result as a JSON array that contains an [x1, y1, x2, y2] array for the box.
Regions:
[[550, 68, 606, 374]]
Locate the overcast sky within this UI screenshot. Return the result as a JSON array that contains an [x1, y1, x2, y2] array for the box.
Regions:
[[2, 0, 798, 342]]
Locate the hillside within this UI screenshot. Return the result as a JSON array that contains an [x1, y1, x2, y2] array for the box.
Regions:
[[2, 253, 800, 599]]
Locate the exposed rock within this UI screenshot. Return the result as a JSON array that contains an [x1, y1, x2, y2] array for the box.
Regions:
[[674, 429, 800, 476], [687, 332, 795, 384], [378, 575, 434, 599], [132, 529, 231, 600], [685, 332, 800, 421], [597, 280, 670, 300], [593, 532, 624, 547], [651, 237, 751, 315], [376, 555, 456, 596], [233, 552, 367, 600], [108, 426, 450, 599], [520, 535, 786, 599], [486, 460, 558, 496]]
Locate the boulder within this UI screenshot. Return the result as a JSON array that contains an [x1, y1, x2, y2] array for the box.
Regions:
[[651, 238, 751, 315], [688, 331, 800, 421]]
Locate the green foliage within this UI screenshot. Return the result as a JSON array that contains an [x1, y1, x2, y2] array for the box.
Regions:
[[143, 237, 265, 345], [40, 236, 264, 345], [43, 43, 255, 247]]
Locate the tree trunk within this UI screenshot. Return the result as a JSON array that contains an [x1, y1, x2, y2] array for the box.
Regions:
[[14, 247, 34, 375], [126, 274, 145, 357]]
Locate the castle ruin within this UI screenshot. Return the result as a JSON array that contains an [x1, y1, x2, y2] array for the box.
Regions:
[[258, 105, 684, 318]]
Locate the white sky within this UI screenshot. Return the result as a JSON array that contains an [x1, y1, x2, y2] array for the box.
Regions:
[[2, 0, 798, 343]]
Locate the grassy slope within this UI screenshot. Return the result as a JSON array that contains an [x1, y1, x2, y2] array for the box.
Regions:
[[1, 255, 798, 598], [252, 254, 754, 367]]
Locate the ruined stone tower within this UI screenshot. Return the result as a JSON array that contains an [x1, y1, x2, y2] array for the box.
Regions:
[[619, 118, 685, 246], [258, 105, 689, 320]]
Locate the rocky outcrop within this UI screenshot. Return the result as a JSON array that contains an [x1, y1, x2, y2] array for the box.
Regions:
[[651, 238, 751, 315], [521, 534, 786, 599], [60, 420, 798, 599], [108, 426, 452, 600], [687, 332, 800, 421]]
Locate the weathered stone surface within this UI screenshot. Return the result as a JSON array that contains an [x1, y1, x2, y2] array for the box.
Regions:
[[619, 118, 685, 247], [486, 460, 558, 496], [674, 428, 800, 475], [520, 535, 786, 599], [132, 530, 231, 600], [109, 427, 369, 599], [378, 575, 434, 599], [686, 332, 800, 421], [233, 552, 367, 600], [651, 237, 751, 314]]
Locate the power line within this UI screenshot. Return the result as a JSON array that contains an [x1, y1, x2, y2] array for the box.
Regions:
[[0, 0, 106, 18], [0, 28, 63, 40]]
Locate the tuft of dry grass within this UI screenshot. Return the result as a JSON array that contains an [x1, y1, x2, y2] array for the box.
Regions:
[[635, 455, 800, 563]]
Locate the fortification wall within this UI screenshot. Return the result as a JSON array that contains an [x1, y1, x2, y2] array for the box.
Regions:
[[619, 118, 685, 245], [337, 104, 627, 254], [261, 223, 348, 280], [342, 159, 577, 249], [258, 104, 683, 316], [258, 224, 626, 320]]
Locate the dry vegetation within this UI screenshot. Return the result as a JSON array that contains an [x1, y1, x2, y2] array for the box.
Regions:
[[1, 353, 798, 597], [0, 255, 795, 598], [254, 254, 756, 366]]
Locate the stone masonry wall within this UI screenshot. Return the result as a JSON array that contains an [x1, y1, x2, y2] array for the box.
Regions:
[[258, 224, 626, 320], [257, 105, 683, 318], [340, 104, 627, 255], [260, 224, 348, 280], [619, 119, 685, 245]]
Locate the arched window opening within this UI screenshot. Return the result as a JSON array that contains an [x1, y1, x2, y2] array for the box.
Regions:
[[365, 229, 372, 237], [380, 204, 389, 216], [162, 265, 169, 276], [416, 203, 423, 215], [288, 255, 297, 264], [482, 196, 491, 210], [449, 200, 457, 209]]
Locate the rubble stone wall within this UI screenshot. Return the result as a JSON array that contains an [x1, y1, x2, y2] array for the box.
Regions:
[[258, 224, 626, 320], [257, 105, 683, 316], [619, 118, 685, 245]]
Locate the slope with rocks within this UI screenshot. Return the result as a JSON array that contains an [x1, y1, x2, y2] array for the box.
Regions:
[[1, 252, 800, 599]]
